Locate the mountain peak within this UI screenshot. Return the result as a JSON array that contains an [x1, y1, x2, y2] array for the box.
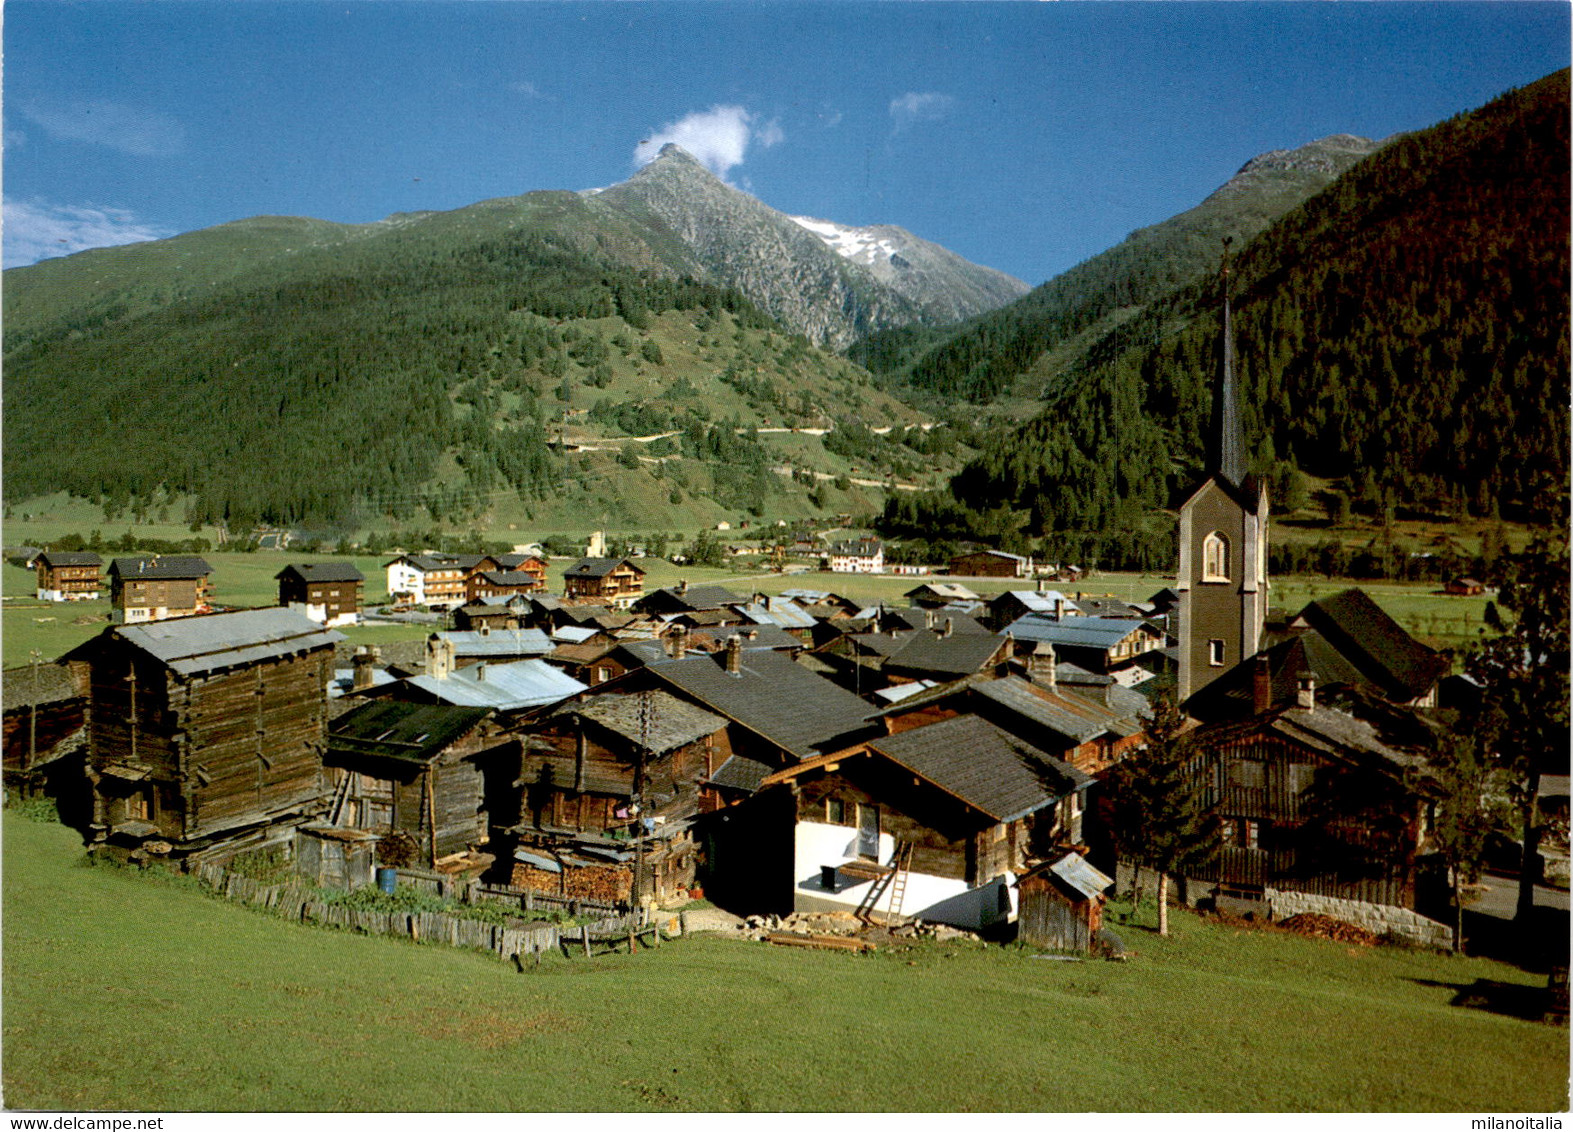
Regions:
[[655, 142, 702, 165]]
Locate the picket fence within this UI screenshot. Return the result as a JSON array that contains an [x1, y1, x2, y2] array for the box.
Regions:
[[191, 862, 653, 964]]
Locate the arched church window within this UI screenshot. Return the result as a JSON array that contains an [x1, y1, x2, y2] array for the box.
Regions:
[[1202, 531, 1230, 582]]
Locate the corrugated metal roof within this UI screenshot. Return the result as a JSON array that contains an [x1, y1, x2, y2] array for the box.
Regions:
[[407, 658, 586, 710], [1004, 614, 1151, 649], [993, 590, 1072, 614], [874, 679, 938, 704], [116, 608, 342, 676], [735, 599, 817, 630], [1048, 852, 1114, 900], [551, 625, 600, 644], [438, 628, 552, 657]]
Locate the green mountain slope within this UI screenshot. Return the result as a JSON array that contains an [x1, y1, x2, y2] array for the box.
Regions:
[[938, 70, 1570, 547], [852, 133, 1385, 406]]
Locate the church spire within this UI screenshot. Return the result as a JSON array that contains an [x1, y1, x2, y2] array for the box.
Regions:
[[1208, 237, 1245, 488]]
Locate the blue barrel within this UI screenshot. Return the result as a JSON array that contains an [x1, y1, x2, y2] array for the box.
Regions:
[[376, 867, 397, 895]]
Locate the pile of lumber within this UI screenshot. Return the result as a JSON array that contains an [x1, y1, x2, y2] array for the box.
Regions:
[[510, 862, 630, 902], [1277, 913, 1379, 946], [766, 931, 876, 953]]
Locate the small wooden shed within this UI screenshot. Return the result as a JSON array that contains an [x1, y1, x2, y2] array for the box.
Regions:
[[1015, 851, 1113, 952]]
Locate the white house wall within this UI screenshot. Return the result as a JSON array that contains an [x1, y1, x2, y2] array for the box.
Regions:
[[791, 819, 1017, 931]]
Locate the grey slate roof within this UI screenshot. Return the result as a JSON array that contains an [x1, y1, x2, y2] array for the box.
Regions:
[[112, 608, 342, 676], [276, 562, 364, 584], [1291, 588, 1449, 702], [973, 676, 1119, 744], [869, 715, 1091, 823], [327, 700, 493, 764], [886, 630, 1004, 678], [557, 690, 726, 755], [37, 551, 102, 567], [108, 555, 212, 580], [650, 648, 877, 759], [707, 753, 775, 793], [2, 663, 80, 711], [564, 557, 644, 579]]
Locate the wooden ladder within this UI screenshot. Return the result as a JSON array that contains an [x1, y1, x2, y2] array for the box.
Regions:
[[854, 842, 913, 924], [327, 771, 355, 825]]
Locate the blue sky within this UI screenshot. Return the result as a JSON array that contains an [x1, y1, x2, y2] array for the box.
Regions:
[[4, 2, 1568, 282]]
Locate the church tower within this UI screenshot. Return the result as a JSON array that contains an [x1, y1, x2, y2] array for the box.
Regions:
[[1177, 243, 1269, 703]]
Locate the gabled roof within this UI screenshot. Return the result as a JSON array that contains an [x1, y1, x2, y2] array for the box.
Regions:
[[641, 584, 742, 611], [905, 582, 981, 601], [554, 690, 726, 755], [37, 551, 102, 568], [276, 562, 365, 584], [1290, 589, 1448, 702], [649, 648, 877, 760], [495, 553, 546, 570], [84, 608, 341, 676], [886, 629, 1005, 678], [327, 700, 493, 764], [108, 555, 212, 580], [707, 753, 775, 793], [1187, 702, 1424, 778], [828, 539, 883, 556], [564, 557, 645, 579], [992, 590, 1073, 615], [974, 675, 1126, 744], [385, 553, 482, 572], [1004, 614, 1155, 650], [866, 715, 1092, 823], [952, 548, 1028, 563], [475, 569, 543, 587], [733, 599, 818, 631], [405, 658, 586, 711], [1021, 852, 1114, 901], [2, 662, 80, 711], [437, 628, 552, 658]]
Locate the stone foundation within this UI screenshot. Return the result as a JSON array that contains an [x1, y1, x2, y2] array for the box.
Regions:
[[1264, 887, 1451, 949]]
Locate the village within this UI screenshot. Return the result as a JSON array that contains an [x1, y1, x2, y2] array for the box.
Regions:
[[7, 311, 1564, 987]]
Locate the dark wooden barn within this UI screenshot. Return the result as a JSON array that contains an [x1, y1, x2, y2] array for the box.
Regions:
[[62, 608, 342, 861], [324, 699, 508, 864]]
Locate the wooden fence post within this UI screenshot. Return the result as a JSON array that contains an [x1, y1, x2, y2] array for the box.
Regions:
[[581, 924, 591, 958]]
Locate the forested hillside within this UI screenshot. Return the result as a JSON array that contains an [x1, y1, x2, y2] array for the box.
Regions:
[[851, 134, 1384, 405], [921, 69, 1569, 551]]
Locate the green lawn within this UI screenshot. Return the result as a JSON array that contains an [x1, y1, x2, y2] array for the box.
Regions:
[[3, 815, 1565, 1112]]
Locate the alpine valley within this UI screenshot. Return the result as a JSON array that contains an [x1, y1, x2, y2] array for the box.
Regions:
[[3, 71, 1567, 557]]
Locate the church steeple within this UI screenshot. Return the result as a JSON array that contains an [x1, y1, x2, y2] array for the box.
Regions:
[[1207, 237, 1245, 489]]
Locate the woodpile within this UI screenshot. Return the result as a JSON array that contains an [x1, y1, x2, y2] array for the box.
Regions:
[[510, 862, 631, 902], [1277, 913, 1379, 947]]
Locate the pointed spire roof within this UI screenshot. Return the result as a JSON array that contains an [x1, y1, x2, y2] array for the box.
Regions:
[[1207, 239, 1245, 489]]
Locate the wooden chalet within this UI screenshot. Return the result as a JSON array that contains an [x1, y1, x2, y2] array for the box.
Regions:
[[108, 555, 213, 624], [948, 549, 1032, 578], [635, 581, 744, 617], [2, 661, 88, 822], [510, 689, 729, 905], [1179, 679, 1432, 910], [467, 567, 547, 603], [454, 594, 532, 632], [1003, 612, 1164, 675], [1015, 852, 1114, 953], [35, 551, 103, 601], [755, 713, 1095, 928], [62, 608, 343, 861], [323, 699, 509, 865], [562, 557, 646, 609], [275, 562, 365, 627], [985, 589, 1075, 632], [1444, 577, 1486, 596], [383, 553, 488, 611], [904, 582, 981, 608]]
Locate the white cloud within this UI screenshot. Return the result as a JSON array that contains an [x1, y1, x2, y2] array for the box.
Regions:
[[633, 105, 783, 181], [509, 80, 543, 98], [889, 91, 955, 133], [3, 198, 173, 268], [19, 99, 184, 157]]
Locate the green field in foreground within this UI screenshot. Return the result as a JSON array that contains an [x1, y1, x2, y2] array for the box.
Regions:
[[2, 815, 1565, 1112]]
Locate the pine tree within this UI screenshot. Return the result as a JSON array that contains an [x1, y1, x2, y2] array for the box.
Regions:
[[1106, 691, 1217, 936]]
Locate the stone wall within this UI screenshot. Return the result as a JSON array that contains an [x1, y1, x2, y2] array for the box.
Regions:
[[1265, 887, 1451, 949]]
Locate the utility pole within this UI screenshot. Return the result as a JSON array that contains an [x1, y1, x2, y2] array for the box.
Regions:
[[28, 650, 41, 771], [633, 689, 653, 918]]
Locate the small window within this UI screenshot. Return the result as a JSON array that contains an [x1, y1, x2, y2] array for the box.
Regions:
[[1208, 639, 1226, 666], [1202, 531, 1230, 582], [825, 798, 846, 825]]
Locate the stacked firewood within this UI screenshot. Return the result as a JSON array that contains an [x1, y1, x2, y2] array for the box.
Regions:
[[510, 862, 631, 902], [1278, 913, 1379, 946]]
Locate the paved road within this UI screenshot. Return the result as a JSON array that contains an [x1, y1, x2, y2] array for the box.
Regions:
[[1466, 872, 1569, 921]]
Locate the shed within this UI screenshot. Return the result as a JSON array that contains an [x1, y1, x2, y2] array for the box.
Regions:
[[1016, 852, 1113, 952]]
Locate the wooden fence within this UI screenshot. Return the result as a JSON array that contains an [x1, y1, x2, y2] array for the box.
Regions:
[[190, 862, 653, 965]]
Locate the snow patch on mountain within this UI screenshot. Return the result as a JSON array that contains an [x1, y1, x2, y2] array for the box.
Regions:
[[790, 215, 900, 266]]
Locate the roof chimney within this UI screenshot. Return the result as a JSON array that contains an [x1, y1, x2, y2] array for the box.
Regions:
[[352, 647, 375, 692], [672, 625, 688, 660], [724, 634, 743, 675], [475, 663, 488, 683], [943, 618, 953, 639], [427, 633, 454, 681], [678, 578, 689, 595], [1029, 642, 1057, 690], [1296, 673, 1316, 712], [1252, 654, 1272, 715]]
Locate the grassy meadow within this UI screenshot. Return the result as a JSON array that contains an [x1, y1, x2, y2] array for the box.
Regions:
[[3, 813, 1566, 1112]]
